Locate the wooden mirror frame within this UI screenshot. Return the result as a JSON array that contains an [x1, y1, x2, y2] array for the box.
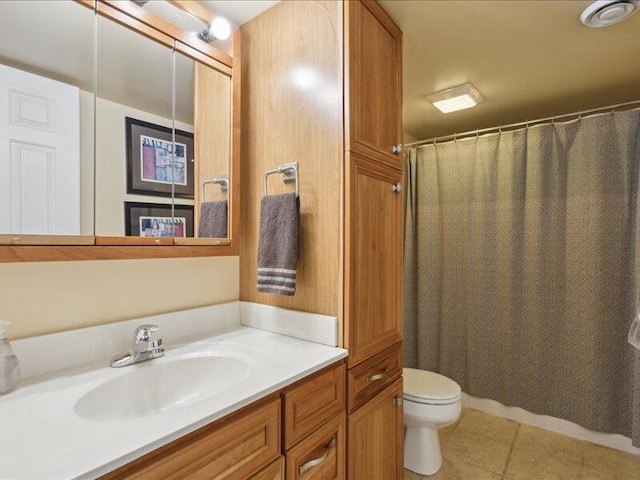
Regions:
[[0, 0, 240, 262]]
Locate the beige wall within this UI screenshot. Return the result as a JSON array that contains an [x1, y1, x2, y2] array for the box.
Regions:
[[0, 256, 239, 339]]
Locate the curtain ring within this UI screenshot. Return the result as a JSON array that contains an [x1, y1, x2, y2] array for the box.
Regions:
[[499, 125, 502, 134], [454, 132, 457, 143], [578, 110, 582, 120], [611, 105, 616, 115]]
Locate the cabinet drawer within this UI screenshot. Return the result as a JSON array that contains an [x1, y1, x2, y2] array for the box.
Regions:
[[101, 396, 280, 480], [347, 342, 402, 413], [283, 362, 345, 450], [285, 411, 346, 480], [250, 457, 285, 480]]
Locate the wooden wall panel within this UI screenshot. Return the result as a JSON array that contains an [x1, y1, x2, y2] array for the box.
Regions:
[[239, 1, 343, 316], [194, 62, 232, 234]]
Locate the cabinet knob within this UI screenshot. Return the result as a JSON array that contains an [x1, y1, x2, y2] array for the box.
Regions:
[[392, 396, 403, 407], [392, 144, 403, 155], [392, 183, 402, 193]]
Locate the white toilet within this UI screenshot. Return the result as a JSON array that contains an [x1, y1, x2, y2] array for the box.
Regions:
[[403, 368, 462, 476]]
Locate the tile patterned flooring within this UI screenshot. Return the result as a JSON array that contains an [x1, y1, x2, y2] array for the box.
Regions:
[[404, 408, 640, 480]]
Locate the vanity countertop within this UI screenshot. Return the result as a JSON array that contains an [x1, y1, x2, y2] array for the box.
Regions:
[[0, 304, 347, 479]]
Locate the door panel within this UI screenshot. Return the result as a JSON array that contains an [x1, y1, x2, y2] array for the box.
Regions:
[[345, 153, 403, 367], [0, 63, 80, 235], [347, 0, 402, 169]]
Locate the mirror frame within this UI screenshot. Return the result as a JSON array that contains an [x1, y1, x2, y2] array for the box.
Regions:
[[0, 0, 240, 262]]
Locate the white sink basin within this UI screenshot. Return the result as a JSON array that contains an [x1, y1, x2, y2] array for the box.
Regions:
[[74, 355, 249, 421]]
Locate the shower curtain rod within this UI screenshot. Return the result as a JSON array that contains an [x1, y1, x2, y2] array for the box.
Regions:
[[404, 99, 640, 148]]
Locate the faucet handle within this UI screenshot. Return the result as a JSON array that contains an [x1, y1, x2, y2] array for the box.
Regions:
[[133, 324, 159, 343]]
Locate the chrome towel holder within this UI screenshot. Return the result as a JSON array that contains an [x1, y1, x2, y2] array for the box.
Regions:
[[263, 162, 299, 197], [202, 174, 229, 201]]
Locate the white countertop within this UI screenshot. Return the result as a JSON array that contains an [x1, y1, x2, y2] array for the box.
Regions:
[[0, 303, 347, 479]]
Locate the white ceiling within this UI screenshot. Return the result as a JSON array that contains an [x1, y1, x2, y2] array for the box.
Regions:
[[5, 0, 638, 143], [201, 1, 279, 26], [380, 0, 640, 141]]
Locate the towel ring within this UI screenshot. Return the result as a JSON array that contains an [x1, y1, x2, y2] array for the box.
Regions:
[[202, 175, 229, 200], [263, 162, 299, 197]]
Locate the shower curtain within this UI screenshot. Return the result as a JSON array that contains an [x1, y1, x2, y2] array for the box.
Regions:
[[404, 108, 640, 446]]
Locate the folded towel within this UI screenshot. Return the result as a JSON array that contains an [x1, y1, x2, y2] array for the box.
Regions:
[[257, 192, 299, 296], [198, 200, 228, 238]]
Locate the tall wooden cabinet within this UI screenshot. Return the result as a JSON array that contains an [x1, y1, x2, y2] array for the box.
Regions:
[[344, 2, 404, 479], [241, 1, 403, 478]]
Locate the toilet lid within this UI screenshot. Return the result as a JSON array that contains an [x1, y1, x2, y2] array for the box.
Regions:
[[403, 368, 461, 404]]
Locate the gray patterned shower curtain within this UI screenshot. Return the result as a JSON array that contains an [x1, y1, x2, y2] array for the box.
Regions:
[[403, 108, 640, 446]]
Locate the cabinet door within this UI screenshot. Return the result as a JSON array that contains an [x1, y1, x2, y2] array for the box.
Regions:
[[346, 0, 403, 169], [345, 153, 403, 367], [347, 379, 403, 480]]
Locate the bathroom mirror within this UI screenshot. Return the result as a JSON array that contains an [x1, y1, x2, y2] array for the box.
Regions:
[[0, 0, 95, 237], [175, 51, 232, 240], [95, 7, 232, 242], [95, 13, 179, 238], [0, 0, 239, 260]]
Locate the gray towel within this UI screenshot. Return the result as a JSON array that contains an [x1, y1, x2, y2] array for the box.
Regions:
[[198, 200, 228, 238], [257, 192, 299, 296]]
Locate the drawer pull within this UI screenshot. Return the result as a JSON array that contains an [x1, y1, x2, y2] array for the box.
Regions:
[[299, 438, 336, 475], [366, 366, 390, 384]]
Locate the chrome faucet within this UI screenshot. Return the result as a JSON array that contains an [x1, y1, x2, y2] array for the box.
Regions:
[[110, 324, 165, 368]]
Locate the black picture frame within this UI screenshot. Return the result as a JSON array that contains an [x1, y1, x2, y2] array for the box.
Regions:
[[125, 202, 194, 238], [125, 117, 195, 199]]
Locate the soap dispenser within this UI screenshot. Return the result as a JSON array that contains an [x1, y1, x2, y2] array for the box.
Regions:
[[0, 321, 20, 394]]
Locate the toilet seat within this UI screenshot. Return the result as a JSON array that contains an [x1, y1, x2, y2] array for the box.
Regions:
[[403, 368, 462, 405]]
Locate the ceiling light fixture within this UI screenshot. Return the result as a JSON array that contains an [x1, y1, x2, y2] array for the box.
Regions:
[[580, 0, 640, 27], [426, 84, 483, 114], [198, 17, 232, 42]]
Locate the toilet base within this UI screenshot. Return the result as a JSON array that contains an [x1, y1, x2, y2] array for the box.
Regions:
[[404, 425, 443, 476]]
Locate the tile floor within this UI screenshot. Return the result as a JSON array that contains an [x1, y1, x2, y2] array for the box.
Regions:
[[404, 408, 640, 480]]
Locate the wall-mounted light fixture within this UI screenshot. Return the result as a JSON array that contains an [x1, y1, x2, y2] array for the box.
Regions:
[[426, 83, 483, 114], [198, 17, 232, 42]]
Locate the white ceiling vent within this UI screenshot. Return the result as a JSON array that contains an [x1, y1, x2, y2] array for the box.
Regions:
[[580, 0, 640, 27]]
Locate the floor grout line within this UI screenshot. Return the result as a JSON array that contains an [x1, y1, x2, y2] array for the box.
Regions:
[[500, 421, 521, 479]]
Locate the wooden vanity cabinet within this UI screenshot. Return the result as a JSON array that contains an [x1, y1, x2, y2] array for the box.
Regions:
[[346, 0, 403, 169], [101, 361, 346, 480]]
